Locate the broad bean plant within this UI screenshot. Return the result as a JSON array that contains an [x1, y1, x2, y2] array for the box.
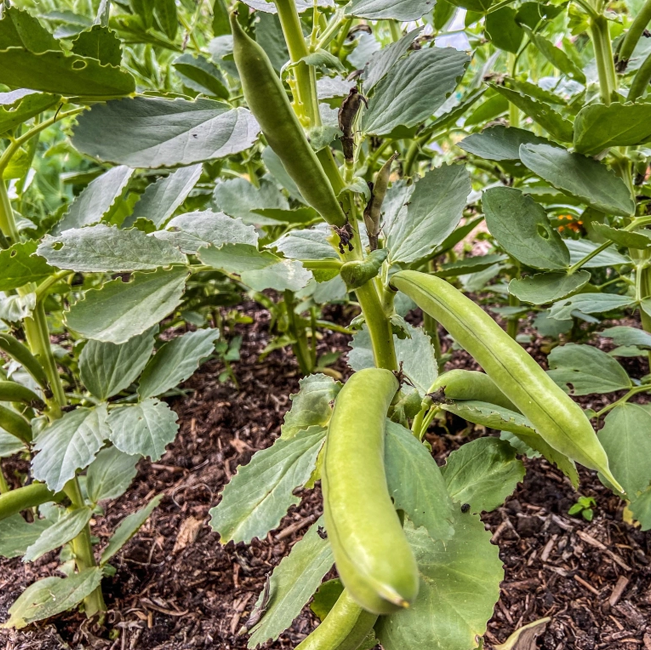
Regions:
[[0, 0, 649, 646]]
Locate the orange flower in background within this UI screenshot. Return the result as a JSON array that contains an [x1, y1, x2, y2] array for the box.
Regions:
[[557, 214, 583, 233]]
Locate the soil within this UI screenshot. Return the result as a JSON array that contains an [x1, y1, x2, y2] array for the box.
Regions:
[[1, 303, 650, 650]]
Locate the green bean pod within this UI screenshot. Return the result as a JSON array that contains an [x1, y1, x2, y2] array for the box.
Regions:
[[0, 333, 49, 390], [340, 249, 388, 291], [0, 381, 45, 410], [323, 368, 419, 615], [0, 404, 32, 443], [391, 271, 623, 492], [296, 588, 377, 650], [230, 13, 346, 227], [0, 483, 57, 521], [433, 369, 519, 412]]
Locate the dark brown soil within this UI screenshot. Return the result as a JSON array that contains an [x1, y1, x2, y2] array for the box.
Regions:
[[1, 304, 650, 650]]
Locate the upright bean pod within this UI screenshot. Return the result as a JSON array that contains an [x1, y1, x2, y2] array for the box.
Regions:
[[230, 13, 347, 227], [391, 271, 623, 492], [323, 368, 419, 615], [296, 588, 377, 650]]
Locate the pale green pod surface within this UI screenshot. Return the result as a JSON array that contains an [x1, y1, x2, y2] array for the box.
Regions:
[[323, 368, 419, 615], [229, 14, 346, 227], [392, 271, 623, 492], [296, 588, 377, 650], [433, 369, 519, 412]]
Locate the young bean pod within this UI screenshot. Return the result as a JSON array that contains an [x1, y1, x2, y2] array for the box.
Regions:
[[340, 249, 388, 291], [432, 369, 519, 412], [391, 271, 623, 492], [0, 482, 57, 521], [323, 368, 419, 615], [230, 13, 346, 227], [0, 404, 32, 443], [295, 588, 377, 650], [0, 380, 45, 410], [0, 333, 49, 390]]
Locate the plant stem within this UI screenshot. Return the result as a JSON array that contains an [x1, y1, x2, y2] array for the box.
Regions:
[[590, 15, 617, 105], [0, 462, 9, 494], [284, 290, 314, 375], [0, 171, 105, 615], [618, 0, 651, 65], [593, 384, 651, 418], [274, 0, 320, 126]]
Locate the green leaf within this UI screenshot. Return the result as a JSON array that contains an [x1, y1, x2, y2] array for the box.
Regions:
[[274, 225, 337, 261], [107, 398, 179, 460], [80, 327, 156, 400], [459, 125, 549, 161], [592, 223, 651, 249], [386, 165, 470, 265], [198, 244, 312, 292], [24, 507, 93, 562], [209, 426, 326, 544], [0, 292, 35, 322], [0, 430, 26, 458], [601, 326, 651, 349], [364, 48, 469, 136], [86, 446, 139, 502], [40, 224, 187, 272], [509, 271, 591, 305], [441, 400, 579, 485], [566, 239, 630, 268], [574, 103, 651, 155], [347, 0, 436, 20], [154, 0, 178, 39], [630, 487, 651, 531], [247, 518, 333, 648], [484, 7, 524, 53], [173, 53, 229, 99], [348, 323, 437, 395], [100, 494, 163, 564], [72, 97, 259, 168], [212, 0, 229, 36], [0, 48, 135, 97], [2, 568, 103, 629], [385, 420, 455, 540], [548, 293, 635, 320], [71, 25, 122, 66], [125, 164, 203, 228], [32, 405, 110, 493], [441, 438, 525, 513], [0, 241, 54, 291], [519, 144, 636, 216], [54, 165, 134, 233], [213, 177, 289, 225], [547, 343, 632, 395], [377, 514, 502, 650], [281, 374, 341, 439], [66, 267, 187, 344], [598, 404, 651, 496], [528, 31, 586, 83], [156, 210, 258, 254], [0, 6, 59, 53], [138, 328, 219, 399], [483, 187, 570, 270], [0, 89, 59, 134], [363, 29, 421, 90], [0, 514, 52, 559], [491, 85, 573, 142]]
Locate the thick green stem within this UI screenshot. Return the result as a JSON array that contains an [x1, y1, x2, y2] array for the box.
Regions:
[[355, 282, 398, 370], [618, 0, 651, 65], [590, 15, 617, 105], [594, 384, 651, 418], [274, 0, 320, 126], [0, 167, 105, 615], [0, 483, 58, 520], [0, 462, 10, 494], [628, 51, 651, 101]]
